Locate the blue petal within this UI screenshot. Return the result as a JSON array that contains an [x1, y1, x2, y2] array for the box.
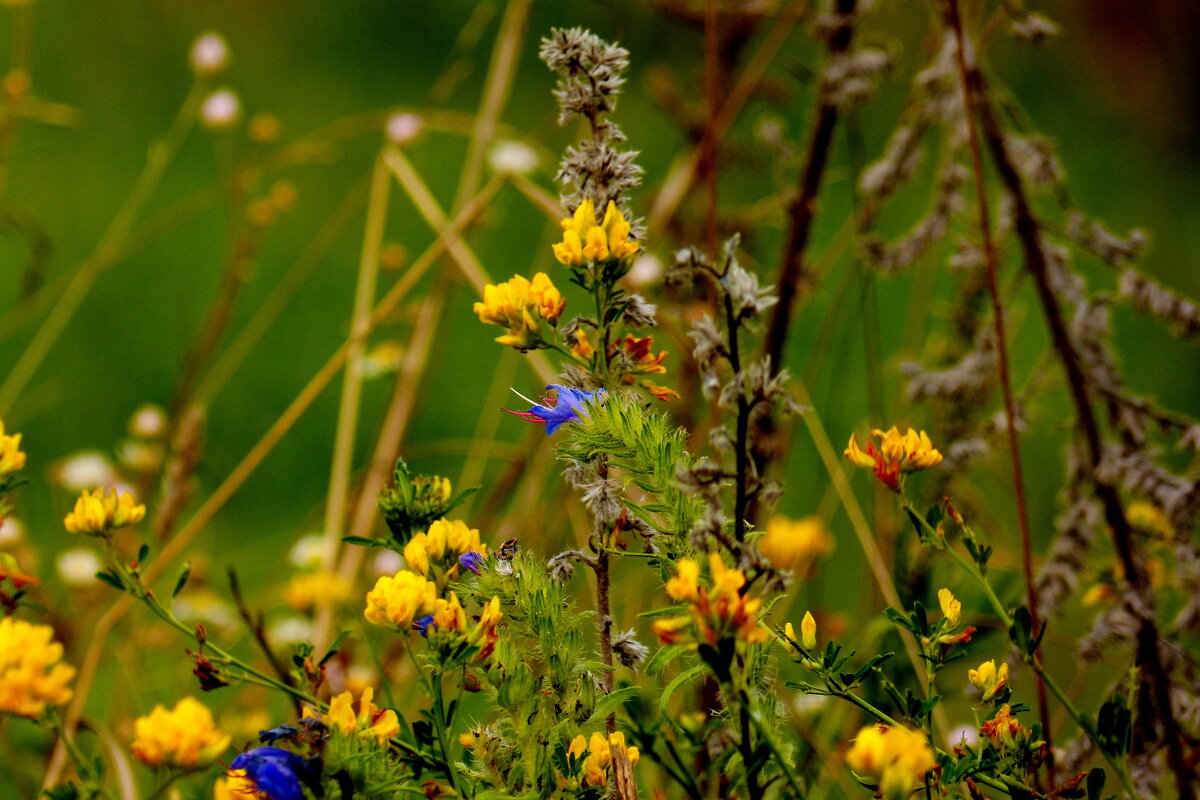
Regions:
[[251, 760, 305, 800], [415, 614, 436, 637], [458, 551, 484, 575]]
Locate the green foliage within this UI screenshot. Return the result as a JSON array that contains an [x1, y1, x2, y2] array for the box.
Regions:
[[557, 391, 702, 542]]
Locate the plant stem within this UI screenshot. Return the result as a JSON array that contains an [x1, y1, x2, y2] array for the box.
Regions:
[[943, 1, 1053, 785]]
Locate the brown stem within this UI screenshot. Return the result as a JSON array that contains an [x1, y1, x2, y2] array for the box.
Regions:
[[702, 0, 719, 256], [763, 0, 857, 368], [975, 71, 1194, 800], [227, 567, 301, 716], [943, 0, 1053, 786], [594, 459, 616, 735]]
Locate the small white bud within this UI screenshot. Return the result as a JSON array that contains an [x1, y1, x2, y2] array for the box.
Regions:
[[189, 32, 230, 78], [53, 451, 117, 492], [625, 254, 663, 289], [288, 533, 326, 570], [201, 89, 241, 130], [488, 140, 539, 176], [0, 516, 25, 547], [371, 548, 403, 576], [386, 113, 423, 146], [56, 547, 103, 588], [129, 403, 168, 439], [267, 616, 314, 645]]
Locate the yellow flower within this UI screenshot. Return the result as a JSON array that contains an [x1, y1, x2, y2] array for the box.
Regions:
[[568, 328, 594, 360], [800, 611, 817, 651], [572, 730, 640, 787], [552, 199, 640, 267], [665, 559, 700, 602], [0, 617, 75, 718], [967, 660, 1009, 702], [131, 696, 230, 768], [323, 687, 399, 745], [403, 519, 485, 580], [0, 421, 26, 479], [845, 724, 937, 800], [757, 515, 833, 572], [937, 588, 961, 629], [282, 571, 354, 613], [213, 771, 260, 800], [1127, 501, 1174, 539], [63, 487, 146, 536], [364, 570, 438, 630], [473, 272, 566, 350], [844, 427, 942, 491], [654, 554, 768, 647]]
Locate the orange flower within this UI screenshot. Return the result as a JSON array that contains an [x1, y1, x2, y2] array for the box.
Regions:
[[845, 427, 942, 491]]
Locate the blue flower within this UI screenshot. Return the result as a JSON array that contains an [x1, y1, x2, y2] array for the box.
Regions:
[[231, 747, 308, 800], [506, 385, 605, 435], [458, 551, 485, 575], [414, 614, 436, 637]]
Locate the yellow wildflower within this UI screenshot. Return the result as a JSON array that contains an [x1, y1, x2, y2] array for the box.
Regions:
[[213, 771, 260, 800], [364, 570, 438, 630], [0, 421, 26, 478], [568, 328, 594, 360], [403, 518, 485, 580], [473, 272, 566, 350], [845, 427, 942, 491], [653, 554, 768, 647], [63, 487, 146, 536], [0, 617, 75, 718], [757, 515, 833, 572], [552, 199, 640, 267], [800, 611, 818, 650], [131, 696, 230, 768], [665, 559, 700, 602], [324, 686, 399, 745], [570, 730, 640, 787], [845, 724, 937, 800], [937, 588, 961, 629], [968, 660, 1009, 702], [282, 571, 354, 613], [1127, 500, 1174, 539]]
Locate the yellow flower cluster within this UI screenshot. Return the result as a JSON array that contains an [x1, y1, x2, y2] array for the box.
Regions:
[[0, 617, 75, 718], [980, 704, 1039, 752], [552, 199, 639, 267], [63, 487, 146, 536], [845, 427, 942, 491], [0, 420, 26, 478], [569, 731, 640, 787], [130, 696, 230, 768], [324, 687, 400, 745], [844, 724, 937, 800], [283, 570, 354, 613], [758, 515, 833, 573], [403, 519, 485, 579], [473, 272, 566, 350], [421, 592, 503, 663], [968, 660, 1010, 703], [652, 554, 768, 647], [364, 569, 438, 630]]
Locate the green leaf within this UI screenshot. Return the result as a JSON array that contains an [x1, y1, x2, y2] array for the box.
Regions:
[[319, 631, 352, 666], [95, 569, 126, 593], [644, 644, 685, 676], [658, 665, 706, 719], [172, 562, 191, 598], [589, 686, 640, 722], [1086, 767, 1106, 800]]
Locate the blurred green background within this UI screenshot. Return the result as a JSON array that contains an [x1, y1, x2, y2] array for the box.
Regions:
[[1, 0, 1198, 794]]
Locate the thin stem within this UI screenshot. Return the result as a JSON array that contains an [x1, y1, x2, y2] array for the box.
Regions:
[[943, 2, 1051, 785], [744, 697, 806, 798]]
